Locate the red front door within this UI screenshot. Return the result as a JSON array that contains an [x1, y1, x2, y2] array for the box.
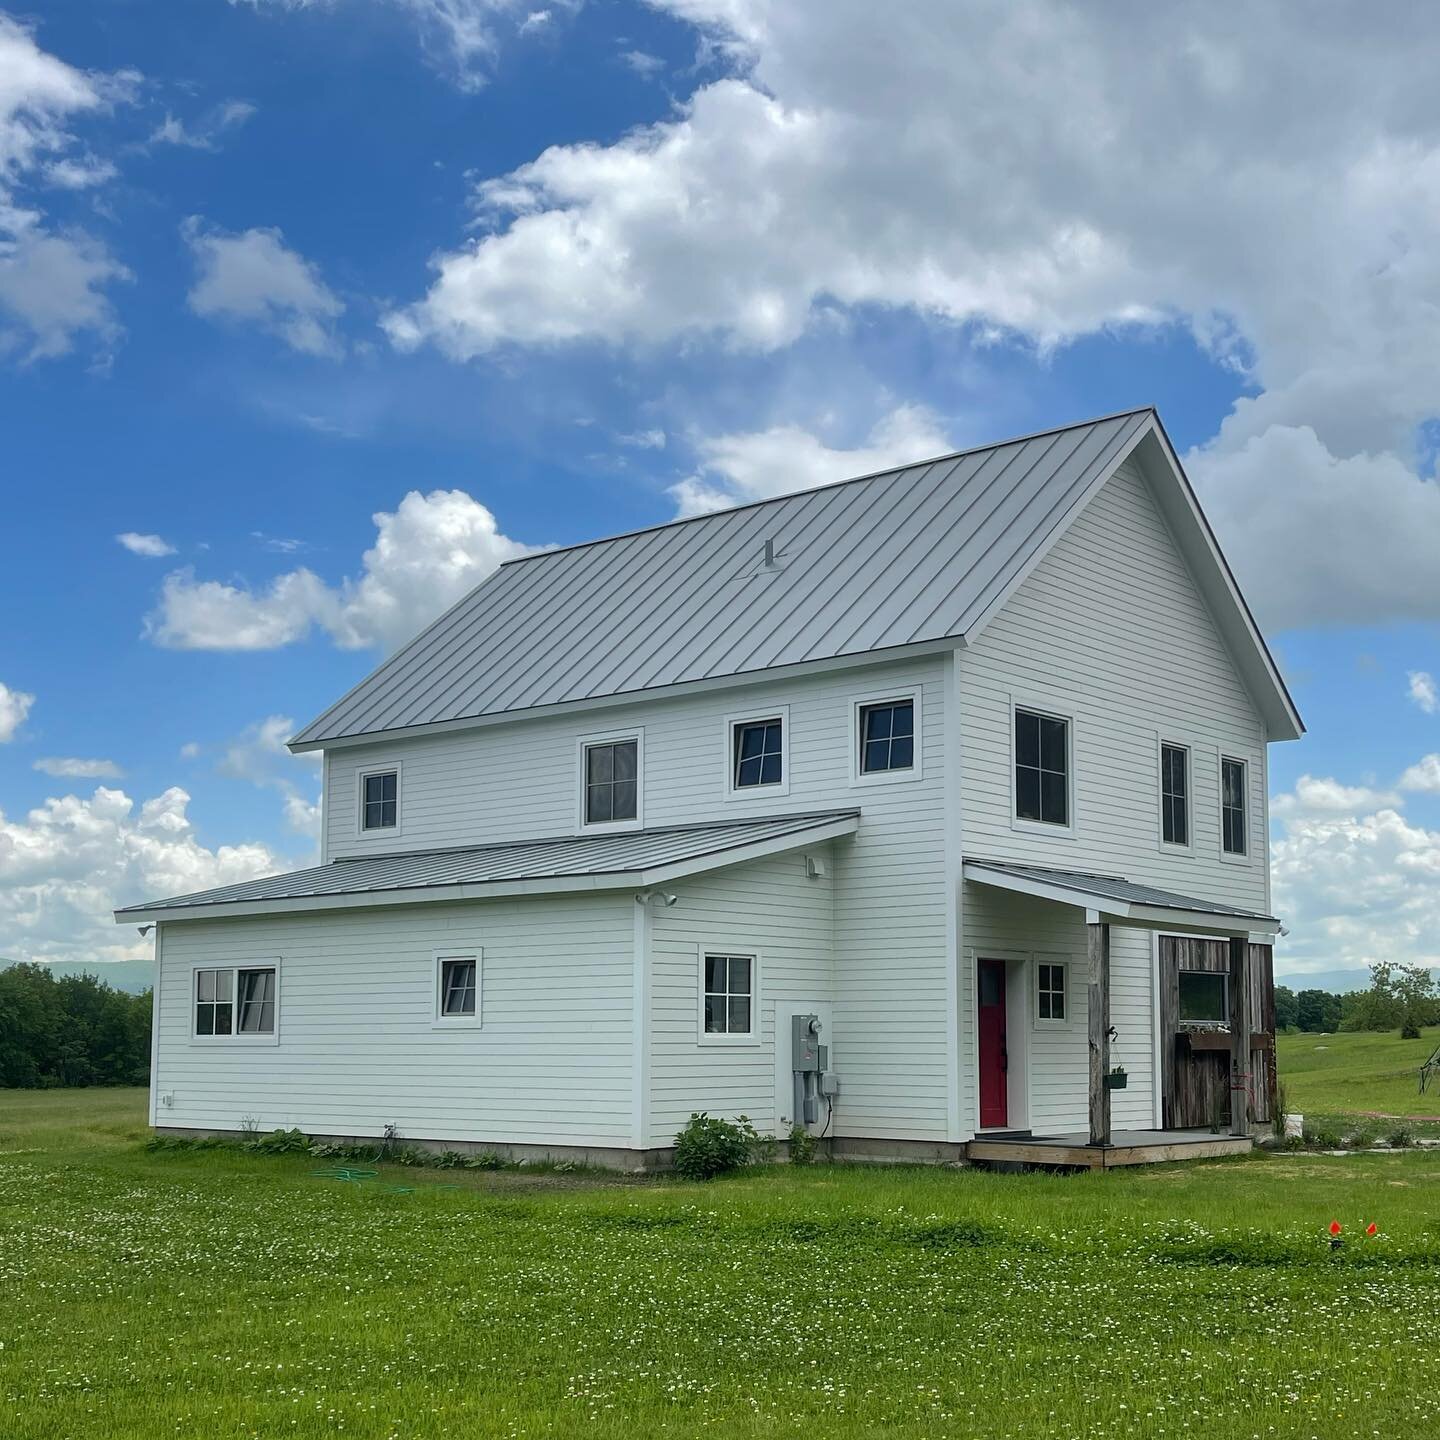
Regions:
[[978, 959, 1009, 1129]]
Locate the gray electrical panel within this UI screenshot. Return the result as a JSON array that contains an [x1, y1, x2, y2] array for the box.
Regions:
[[790, 1013, 832, 1127]]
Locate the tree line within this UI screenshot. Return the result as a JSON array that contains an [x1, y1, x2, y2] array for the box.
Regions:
[[0, 964, 151, 1088], [1276, 963, 1440, 1039]]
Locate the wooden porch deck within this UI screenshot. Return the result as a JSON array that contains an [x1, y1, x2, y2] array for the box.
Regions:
[[967, 1129, 1253, 1170]]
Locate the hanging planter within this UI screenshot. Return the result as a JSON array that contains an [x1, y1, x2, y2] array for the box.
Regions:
[[1104, 1067, 1128, 1091]]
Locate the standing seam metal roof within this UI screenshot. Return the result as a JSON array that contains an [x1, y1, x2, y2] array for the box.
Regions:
[[114, 810, 859, 916], [292, 409, 1155, 744]]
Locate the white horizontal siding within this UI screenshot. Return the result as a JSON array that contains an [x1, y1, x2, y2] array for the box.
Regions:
[[154, 894, 635, 1148], [321, 656, 954, 1145], [959, 457, 1268, 912], [646, 849, 834, 1146]]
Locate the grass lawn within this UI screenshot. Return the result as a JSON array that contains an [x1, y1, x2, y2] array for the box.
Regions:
[[1277, 1027, 1440, 1137], [3, 1094, 1440, 1439]]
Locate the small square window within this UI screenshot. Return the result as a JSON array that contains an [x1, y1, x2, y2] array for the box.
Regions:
[[437, 955, 479, 1022], [1036, 962, 1067, 1022], [702, 953, 754, 1037], [859, 700, 914, 774], [585, 739, 639, 824], [1161, 743, 1189, 847], [1015, 708, 1069, 826], [1179, 969, 1228, 1024], [733, 719, 783, 788], [362, 770, 398, 830]]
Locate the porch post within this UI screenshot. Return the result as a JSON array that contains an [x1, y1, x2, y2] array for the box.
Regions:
[[1228, 934, 1251, 1137], [1087, 915, 1111, 1147]]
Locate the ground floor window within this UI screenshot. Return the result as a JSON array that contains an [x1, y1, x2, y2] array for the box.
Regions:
[[195, 965, 277, 1038], [702, 953, 754, 1037], [1036, 961, 1067, 1022], [435, 952, 481, 1024], [1178, 969, 1228, 1025]]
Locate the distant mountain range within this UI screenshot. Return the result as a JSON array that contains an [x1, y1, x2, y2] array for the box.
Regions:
[[1275, 966, 1440, 993], [1, 958, 155, 995]]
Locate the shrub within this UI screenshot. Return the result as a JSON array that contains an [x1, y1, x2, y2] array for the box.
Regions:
[[1302, 1120, 1344, 1150], [252, 1127, 310, 1154], [672, 1112, 761, 1181], [787, 1123, 818, 1166], [1387, 1125, 1416, 1149]]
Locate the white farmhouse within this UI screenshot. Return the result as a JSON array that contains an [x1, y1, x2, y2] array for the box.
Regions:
[[118, 409, 1303, 1168]]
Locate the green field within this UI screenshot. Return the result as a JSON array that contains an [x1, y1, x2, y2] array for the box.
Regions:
[[1277, 1027, 1440, 1135], [3, 1090, 1440, 1438]]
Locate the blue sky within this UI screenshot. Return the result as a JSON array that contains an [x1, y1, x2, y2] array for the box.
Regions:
[[3, 2, 1439, 980]]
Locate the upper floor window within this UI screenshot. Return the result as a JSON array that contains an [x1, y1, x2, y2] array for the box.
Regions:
[[1161, 742, 1190, 847], [1221, 756, 1248, 856], [734, 717, 783, 789], [584, 737, 639, 825], [361, 769, 398, 831], [859, 699, 914, 774], [195, 965, 277, 1039], [1015, 707, 1069, 826]]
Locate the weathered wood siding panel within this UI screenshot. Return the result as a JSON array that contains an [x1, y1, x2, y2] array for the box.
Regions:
[[958, 458, 1269, 914], [647, 849, 834, 1145], [1159, 936, 1275, 1128], [154, 895, 635, 1148]]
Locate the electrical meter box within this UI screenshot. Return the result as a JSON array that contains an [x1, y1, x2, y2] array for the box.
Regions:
[[791, 1013, 822, 1072]]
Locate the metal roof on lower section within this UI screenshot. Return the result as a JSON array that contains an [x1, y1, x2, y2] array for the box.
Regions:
[[292, 410, 1155, 745], [962, 859, 1278, 932], [115, 810, 860, 921]]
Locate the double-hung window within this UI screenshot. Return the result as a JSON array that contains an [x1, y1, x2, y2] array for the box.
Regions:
[[1221, 756, 1248, 856], [194, 965, 278, 1040], [1161, 742, 1190, 847], [584, 737, 639, 825], [1015, 707, 1069, 827], [702, 953, 754, 1038], [1036, 962, 1067, 1022], [361, 769, 398, 831]]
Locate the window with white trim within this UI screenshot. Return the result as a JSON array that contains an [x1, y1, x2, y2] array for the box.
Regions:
[[702, 953, 753, 1036], [195, 966, 276, 1037], [361, 769, 398, 831], [436, 954, 479, 1023], [1221, 756, 1248, 856], [1161, 742, 1189, 847], [859, 699, 914, 774], [1015, 707, 1069, 826], [584, 738, 639, 824], [1036, 962, 1067, 1022], [733, 717, 783, 789]]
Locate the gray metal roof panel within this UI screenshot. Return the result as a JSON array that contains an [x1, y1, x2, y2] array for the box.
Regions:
[[964, 859, 1276, 923], [116, 810, 859, 916], [293, 410, 1154, 744]]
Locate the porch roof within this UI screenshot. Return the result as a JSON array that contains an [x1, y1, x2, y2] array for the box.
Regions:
[[114, 809, 860, 925], [962, 858, 1280, 936]]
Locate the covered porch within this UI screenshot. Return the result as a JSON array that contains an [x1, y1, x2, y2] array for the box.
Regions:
[[962, 859, 1281, 1168]]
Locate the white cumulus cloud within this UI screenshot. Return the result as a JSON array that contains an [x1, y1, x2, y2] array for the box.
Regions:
[[116, 531, 175, 558], [1399, 754, 1440, 795], [0, 15, 133, 362], [0, 681, 35, 742], [183, 218, 344, 357], [672, 403, 952, 515], [1269, 774, 1401, 819], [1408, 670, 1438, 716], [33, 757, 123, 779], [383, 0, 1440, 629], [0, 785, 287, 964], [146, 488, 540, 654], [215, 714, 322, 839]]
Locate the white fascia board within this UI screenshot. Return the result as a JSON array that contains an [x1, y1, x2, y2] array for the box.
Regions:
[[114, 815, 861, 926], [288, 638, 965, 753], [961, 862, 1278, 938]]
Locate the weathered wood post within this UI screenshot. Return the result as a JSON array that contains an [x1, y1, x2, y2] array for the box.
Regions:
[[1228, 934, 1251, 1137], [1088, 915, 1111, 1147]]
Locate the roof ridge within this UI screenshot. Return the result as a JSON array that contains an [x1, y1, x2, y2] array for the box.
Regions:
[[497, 407, 1157, 569]]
